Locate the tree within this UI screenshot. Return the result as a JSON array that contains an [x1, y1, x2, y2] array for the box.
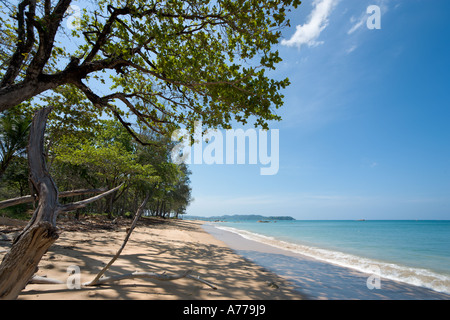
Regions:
[[51, 120, 158, 216], [0, 105, 32, 179], [1, 155, 28, 197], [0, 0, 300, 137], [0, 0, 301, 299]]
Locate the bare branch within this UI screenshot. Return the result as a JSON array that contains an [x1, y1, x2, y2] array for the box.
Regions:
[[0, 107, 59, 300], [0, 187, 109, 210], [58, 183, 124, 213], [30, 270, 218, 290], [85, 194, 149, 286]]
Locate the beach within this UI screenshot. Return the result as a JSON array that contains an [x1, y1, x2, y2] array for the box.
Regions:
[[203, 223, 450, 300], [1, 217, 449, 300], [0, 217, 303, 300]]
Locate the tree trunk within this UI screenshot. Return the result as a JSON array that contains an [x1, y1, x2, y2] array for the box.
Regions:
[[106, 193, 113, 219], [0, 107, 59, 300], [0, 222, 59, 299], [0, 107, 124, 299]]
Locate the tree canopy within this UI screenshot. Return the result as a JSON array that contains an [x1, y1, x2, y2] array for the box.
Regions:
[[49, 120, 191, 218], [0, 0, 300, 218], [0, 0, 300, 140]]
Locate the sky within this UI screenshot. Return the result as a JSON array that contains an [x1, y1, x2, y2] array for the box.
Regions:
[[186, 0, 450, 220]]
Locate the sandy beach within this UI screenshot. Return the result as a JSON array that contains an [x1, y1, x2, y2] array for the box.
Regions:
[[0, 217, 304, 300], [2, 217, 449, 300]]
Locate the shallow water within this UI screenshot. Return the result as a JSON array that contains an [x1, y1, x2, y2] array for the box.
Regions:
[[203, 222, 450, 300]]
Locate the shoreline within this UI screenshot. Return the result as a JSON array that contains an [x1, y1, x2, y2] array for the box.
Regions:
[[2, 217, 448, 300], [0, 218, 304, 300], [202, 222, 450, 300]]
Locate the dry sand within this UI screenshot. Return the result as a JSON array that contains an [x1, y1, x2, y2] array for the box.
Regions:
[[0, 217, 304, 300]]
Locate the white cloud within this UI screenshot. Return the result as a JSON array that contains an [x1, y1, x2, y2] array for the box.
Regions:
[[281, 0, 338, 49], [347, 15, 366, 34], [346, 44, 358, 54]]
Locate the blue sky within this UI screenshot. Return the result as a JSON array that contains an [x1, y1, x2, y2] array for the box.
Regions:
[[186, 0, 450, 220]]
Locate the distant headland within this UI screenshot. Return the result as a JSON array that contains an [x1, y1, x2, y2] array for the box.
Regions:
[[185, 214, 295, 222]]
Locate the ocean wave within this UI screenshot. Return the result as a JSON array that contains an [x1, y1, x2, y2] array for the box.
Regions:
[[215, 225, 450, 295]]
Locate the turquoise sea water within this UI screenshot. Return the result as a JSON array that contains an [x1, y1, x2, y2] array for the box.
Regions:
[[213, 220, 450, 295]]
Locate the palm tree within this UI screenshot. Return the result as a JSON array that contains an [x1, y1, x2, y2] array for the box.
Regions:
[[0, 107, 31, 179]]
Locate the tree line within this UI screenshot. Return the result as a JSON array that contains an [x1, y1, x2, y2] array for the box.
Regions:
[[0, 104, 192, 220]]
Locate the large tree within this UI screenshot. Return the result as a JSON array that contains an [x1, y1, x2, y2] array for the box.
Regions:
[[0, 0, 299, 136], [0, 0, 300, 299]]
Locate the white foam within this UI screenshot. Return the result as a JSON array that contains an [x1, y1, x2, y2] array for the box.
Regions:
[[215, 225, 450, 295]]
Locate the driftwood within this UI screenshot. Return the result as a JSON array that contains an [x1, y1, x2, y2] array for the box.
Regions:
[[0, 107, 124, 300], [29, 275, 64, 285]]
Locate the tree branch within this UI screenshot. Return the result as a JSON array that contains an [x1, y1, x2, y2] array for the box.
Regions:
[[57, 183, 124, 213], [73, 79, 160, 145], [0, 0, 36, 87], [25, 0, 72, 79], [82, 6, 131, 64], [0, 187, 109, 210], [84, 194, 149, 286]]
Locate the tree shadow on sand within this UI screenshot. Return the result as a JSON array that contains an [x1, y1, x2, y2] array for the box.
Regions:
[[14, 220, 304, 300]]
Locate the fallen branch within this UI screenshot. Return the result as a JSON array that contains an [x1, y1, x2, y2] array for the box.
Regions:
[[57, 184, 124, 213], [29, 270, 218, 290], [87, 271, 217, 290], [84, 194, 150, 286], [0, 188, 109, 210], [186, 274, 218, 290]]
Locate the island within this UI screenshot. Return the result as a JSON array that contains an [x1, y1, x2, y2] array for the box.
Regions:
[[185, 214, 295, 222]]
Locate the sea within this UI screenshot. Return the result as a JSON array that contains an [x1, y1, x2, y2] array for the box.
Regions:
[[205, 220, 450, 297]]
